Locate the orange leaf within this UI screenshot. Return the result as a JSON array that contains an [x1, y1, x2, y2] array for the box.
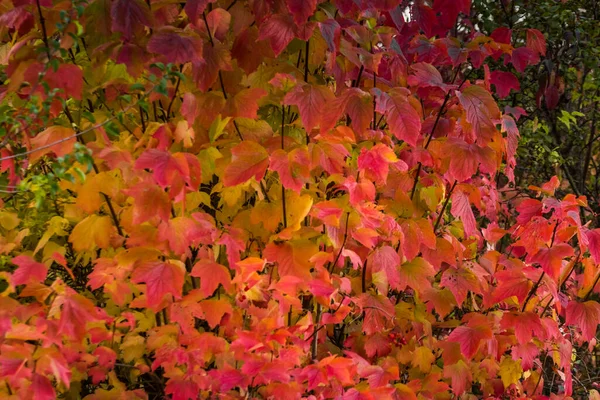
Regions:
[[223, 141, 269, 186], [30, 126, 76, 164]]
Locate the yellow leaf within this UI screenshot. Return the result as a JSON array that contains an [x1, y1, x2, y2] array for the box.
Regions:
[[0, 212, 20, 230], [69, 215, 114, 252], [283, 191, 313, 233], [34, 216, 69, 255], [412, 346, 435, 373], [121, 334, 145, 363], [208, 114, 231, 143], [499, 356, 523, 388]]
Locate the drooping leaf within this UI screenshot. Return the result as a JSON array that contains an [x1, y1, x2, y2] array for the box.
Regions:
[[456, 85, 501, 144], [369, 245, 401, 294], [375, 88, 422, 147], [566, 300, 600, 341], [526, 29, 546, 56]]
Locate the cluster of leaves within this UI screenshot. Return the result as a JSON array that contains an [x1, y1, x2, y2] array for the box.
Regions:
[[472, 0, 600, 210], [0, 0, 599, 399]]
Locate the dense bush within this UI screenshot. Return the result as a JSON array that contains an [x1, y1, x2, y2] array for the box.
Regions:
[[0, 0, 599, 399]]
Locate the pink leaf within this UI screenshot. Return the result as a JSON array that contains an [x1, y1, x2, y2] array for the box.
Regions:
[[11, 255, 47, 286]]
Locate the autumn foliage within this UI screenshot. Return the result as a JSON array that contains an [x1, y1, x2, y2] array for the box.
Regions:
[[0, 0, 599, 399]]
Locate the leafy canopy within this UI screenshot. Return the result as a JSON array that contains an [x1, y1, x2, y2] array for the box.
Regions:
[[0, 0, 598, 399]]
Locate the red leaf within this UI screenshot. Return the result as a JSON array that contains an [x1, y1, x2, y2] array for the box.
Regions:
[[491, 27, 512, 44], [357, 293, 396, 335], [190, 260, 232, 298], [199, 298, 233, 328], [357, 144, 398, 185], [204, 8, 231, 42], [321, 88, 373, 135], [258, 14, 297, 57], [408, 62, 452, 92], [319, 19, 341, 53], [192, 43, 233, 92], [31, 374, 56, 400], [490, 71, 520, 99], [56, 291, 106, 340], [511, 47, 540, 73], [447, 324, 492, 359], [184, 0, 215, 23], [502, 114, 520, 181], [566, 300, 600, 341], [586, 229, 600, 264], [456, 85, 501, 144], [515, 198, 543, 225], [225, 88, 268, 119], [11, 255, 48, 286], [376, 88, 422, 147], [131, 260, 186, 311], [158, 215, 217, 254], [0, 7, 34, 35], [492, 268, 532, 305], [450, 188, 476, 237], [25, 63, 83, 101], [368, 245, 401, 294], [441, 266, 482, 306], [286, 0, 317, 25], [500, 311, 545, 345], [111, 0, 153, 40], [269, 147, 311, 193], [284, 83, 335, 133], [529, 243, 574, 281], [134, 149, 201, 197], [147, 27, 203, 63], [223, 141, 269, 186], [444, 138, 496, 182], [443, 360, 472, 396], [123, 182, 171, 224], [526, 29, 546, 56]]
